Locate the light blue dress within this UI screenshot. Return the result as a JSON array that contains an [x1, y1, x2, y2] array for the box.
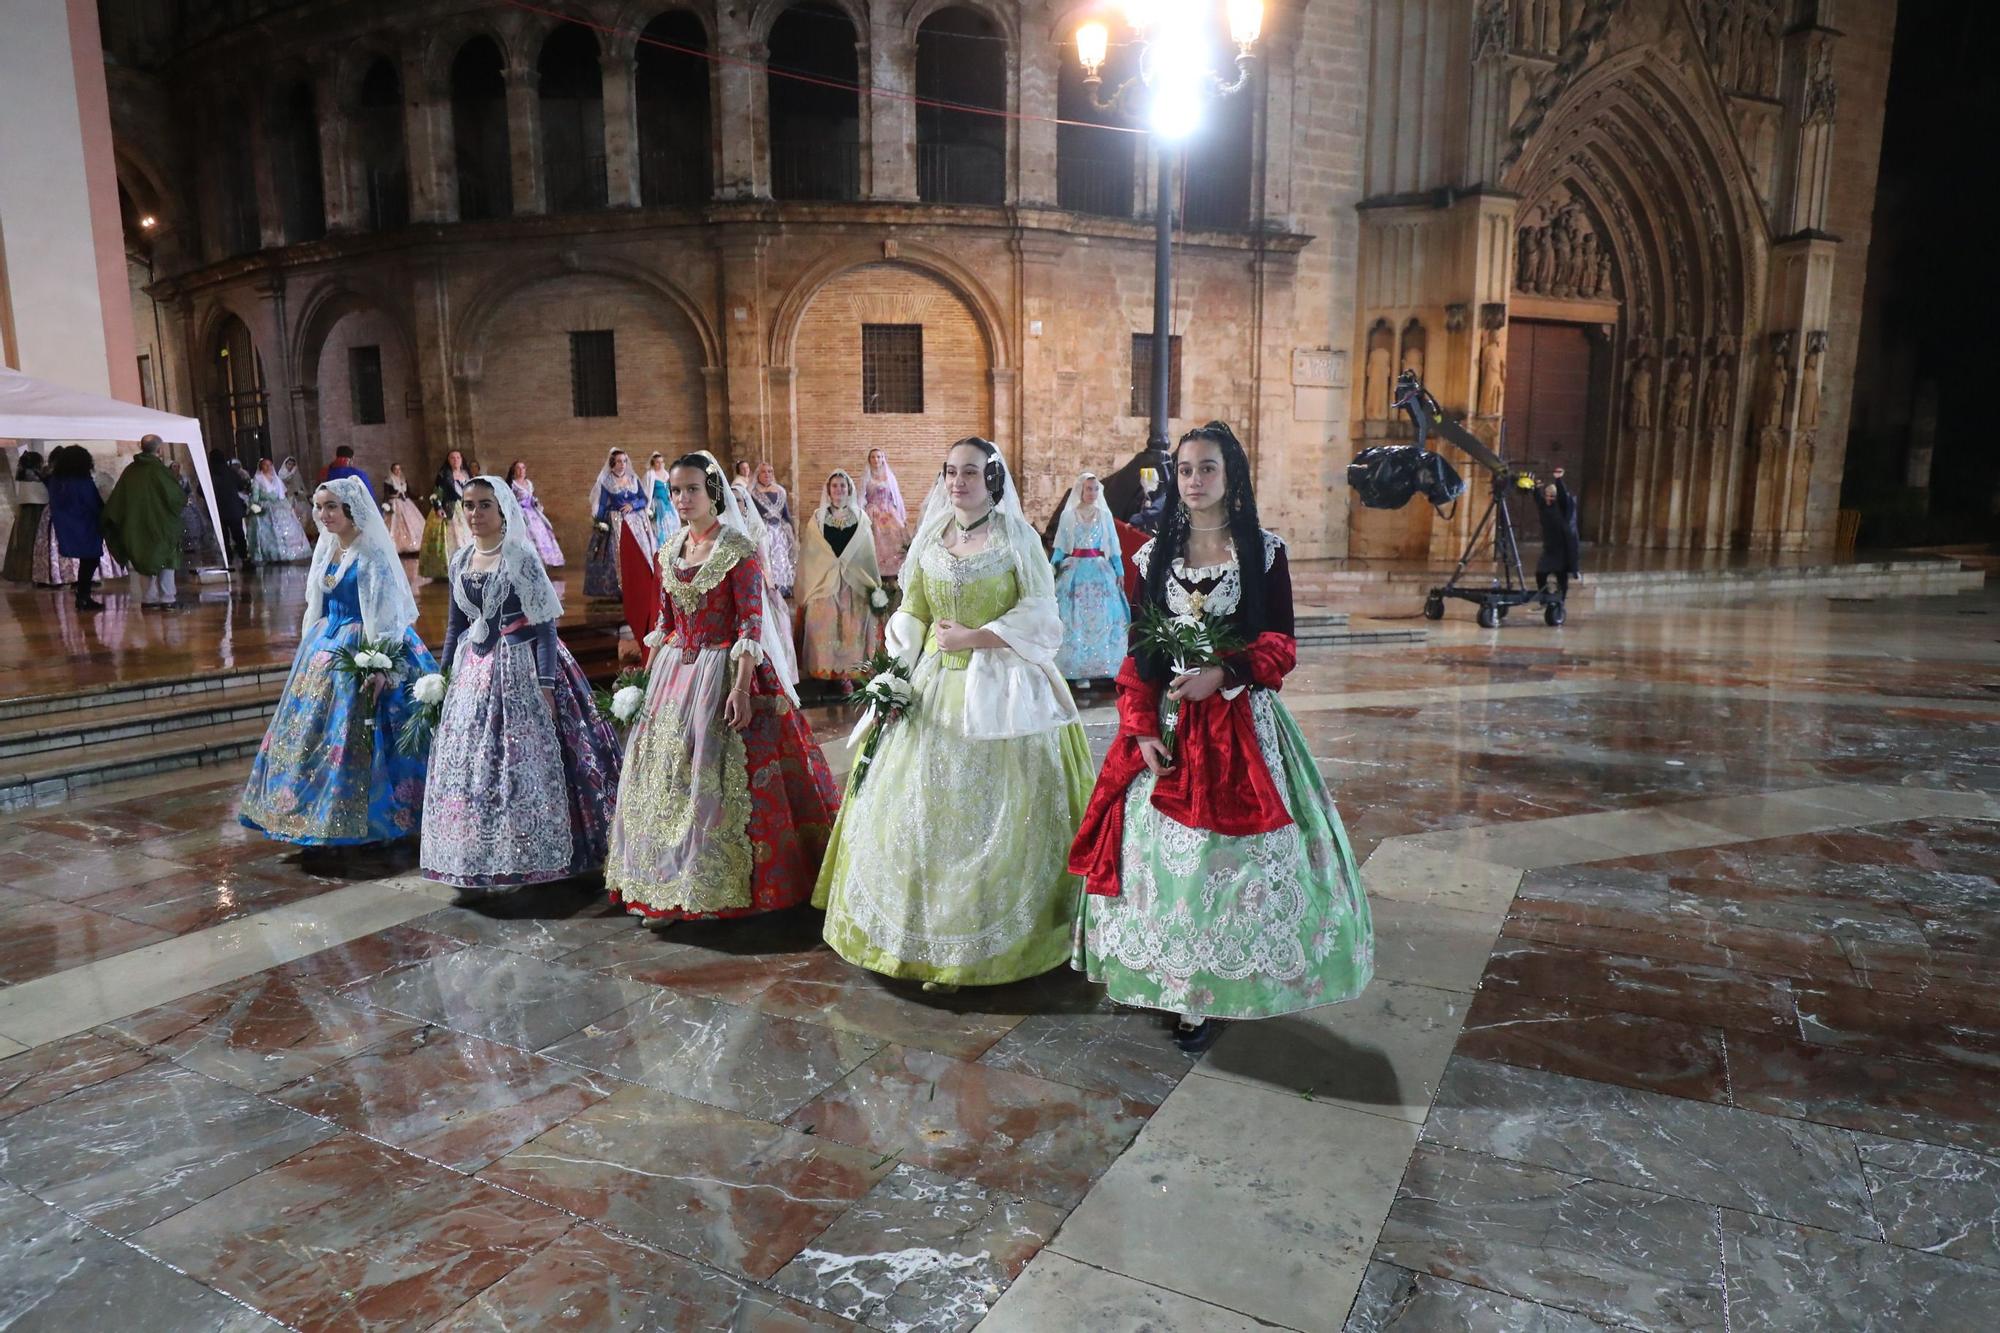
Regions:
[[238, 561, 438, 845], [1053, 509, 1130, 680], [651, 476, 680, 547]]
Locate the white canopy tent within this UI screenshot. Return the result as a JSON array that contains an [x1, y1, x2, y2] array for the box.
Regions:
[[0, 365, 226, 562]]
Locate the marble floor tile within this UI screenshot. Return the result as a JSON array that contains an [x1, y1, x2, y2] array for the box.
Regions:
[[137, 1133, 573, 1331], [274, 1025, 620, 1172], [268, 920, 468, 990], [1720, 1206, 2000, 1331], [1726, 1029, 2000, 1152], [0, 1183, 282, 1332], [0, 1036, 23, 1061], [1500, 907, 1857, 985], [1664, 790, 1875, 840], [408, 898, 631, 961], [1422, 1057, 1878, 1238], [1366, 897, 1508, 994], [13, 808, 179, 848], [1481, 936, 1800, 1036], [0, 1061, 335, 1236], [101, 972, 423, 1093], [0, 880, 446, 1048], [78, 864, 333, 936], [478, 1083, 889, 1280], [1396, 822, 1632, 872], [1541, 807, 1750, 859], [976, 1006, 1199, 1107], [1374, 1145, 1724, 1329], [1053, 1074, 1419, 1332], [1196, 978, 1468, 1123], [0, 899, 175, 985], [541, 988, 882, 1120], [787, 1045, 1150, 1209], [1793, 980, 2000, 1071], [346, 943, 659, 1052], [1344, 1261, 1617, 1332], [431, 1222, 861, 1331], [0, 1030, 153, 1121], [768, 1164, 1063, 1333], [981, 1252, 1284, 1333], [1856, 1136, 2000, 1273], [3, 848, 193, 902], [1355, 840, 1526, 915], [749, 952, 1032, 1061], [1454, 989, 1731, 1103], [555, 931, 823, 1004]]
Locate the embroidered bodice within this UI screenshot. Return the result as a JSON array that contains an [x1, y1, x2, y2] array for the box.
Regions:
[[321, 560, 363, 630], [658, 528, 764, 663], [863, 480, 901, 516], [252, 473, 286, 502], [386, 474, 411, 499], [904, 542, 1020, 670], [511, 479, 540, 508], [599, 482, 646, 518], [752, 489, 791, 526], [441, 569, 559, 680], [1135, 530, 1285, 620]]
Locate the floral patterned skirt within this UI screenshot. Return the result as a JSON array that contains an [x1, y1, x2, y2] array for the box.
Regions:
[[32, 509, 124, 587], [801, 580, 884, 681], [3, 504, 44, 583], [385, 497, 426, 555], [518, 500, 566, 567], [418, 507, 452, 580], [1054, 555, 1130, 681], [606, 646, 838, 920], [238, 623, 439, 846], [585, 513, 651, 599], [421, 636, 621, 888], [1075, 690, 1374, 1020]]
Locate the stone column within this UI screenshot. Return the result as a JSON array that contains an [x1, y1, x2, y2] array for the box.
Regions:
[[1016, 33, 1058, 208], [314, 71, 356, 232], [1776, 16, 1840, 237], [601, 37, 641, 208], [402, 55, 455, 223], [869, 32, 915, 201], [505, 59, 546, 214], [715, 231, 775, 458], [407, 261, 460, 461], [247, 94, 287, 249], [713, 9, 767, 199], [250, 274, 300, 464]]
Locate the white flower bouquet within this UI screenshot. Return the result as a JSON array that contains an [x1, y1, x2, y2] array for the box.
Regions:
[[381, 502, 395, 517], [592, 667, 650, 733], [1131, 603, 1245, 761], [247, 503, 265, 517], [845, 650, 914, 792], [397, 671, 449, 756], [868, 586, 892, 615], [329, 637, 411, 718], [595, 520, 612, 533]]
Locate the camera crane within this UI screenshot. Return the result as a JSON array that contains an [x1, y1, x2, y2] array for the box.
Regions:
[[1392, 370, 1566, 628]]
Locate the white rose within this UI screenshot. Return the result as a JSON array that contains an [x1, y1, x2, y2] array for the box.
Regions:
[[869, 587, 890, 610], [643, 629, 667, 650], [411, 673, 447, 705], [611, 685, 644, 723], [866, 671, 900, 694], [1172, 613, 1202, 630], [365, 651, 394, 671]]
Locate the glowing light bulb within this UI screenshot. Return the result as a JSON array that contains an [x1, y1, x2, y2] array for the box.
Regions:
[[1075, 20, 1109, 75], [1123, 0, 1159, 33], [1226, 0, 1265, 50], [139, 215, 158, 229], [1146, 8, 1210, 140]]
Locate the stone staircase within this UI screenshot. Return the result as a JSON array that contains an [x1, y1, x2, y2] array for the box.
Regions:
[[0, 622, 628, 812], [1294, 609, 1428, 648]]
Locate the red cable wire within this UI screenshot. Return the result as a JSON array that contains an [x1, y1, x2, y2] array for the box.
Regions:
[[497, 0, 1147, 135]]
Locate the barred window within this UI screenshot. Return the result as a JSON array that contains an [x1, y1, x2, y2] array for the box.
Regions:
[[349, 345, 385, 425], [1129, 333, 1183, 418], [569, 330, 619, 418], [862, 324, 925, 414]]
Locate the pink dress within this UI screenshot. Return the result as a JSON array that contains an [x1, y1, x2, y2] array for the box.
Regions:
[[863, 478, 908, 578]]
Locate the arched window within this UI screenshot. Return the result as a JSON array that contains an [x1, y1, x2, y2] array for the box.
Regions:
[[768, 4, 860, 201], [915, 8, 1005, 205], [273, 81, 325, 243], [208, 314, 269, 464], [636, 11, 711, 206], [1181, 65, 1254, 231], [452, 37, 512, 220], [1057, 40, 1136, 218], [355, 58, 408, 231], [540, 23, 607, 212], [216, 96, 260, 255]]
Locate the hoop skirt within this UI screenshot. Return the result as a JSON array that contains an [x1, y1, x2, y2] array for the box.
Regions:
[[606, 527, 838, 921], [238, 561, 437, 845], [513, 480, 566, 566], [383, 484, 426, 555], [1053, 512, 1129, 680], [247, 479, 312, 563]]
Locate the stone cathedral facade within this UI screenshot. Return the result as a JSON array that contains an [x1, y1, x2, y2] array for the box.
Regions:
[[102, 0, 1889, 558]]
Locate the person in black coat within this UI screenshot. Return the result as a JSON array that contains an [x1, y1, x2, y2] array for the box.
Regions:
[[207, 448, 252, 568], [1534, 468, 1580, 599]]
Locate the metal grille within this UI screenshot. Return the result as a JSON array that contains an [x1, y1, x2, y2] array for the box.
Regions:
[[1129, 333, 1183, 418], [349, 346, 386, 425], [569, 330, 619, 418], [862, 325, 925, 415]]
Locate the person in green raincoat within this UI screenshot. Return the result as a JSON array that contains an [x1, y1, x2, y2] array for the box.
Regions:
[[103, 435, 188, 609]]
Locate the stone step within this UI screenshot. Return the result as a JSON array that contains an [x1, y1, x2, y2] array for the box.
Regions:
[[0, 678, 285, 762], [0, 663, 294, 725], [0, 716, 270, 813], [1295, 625, 1428, 647]]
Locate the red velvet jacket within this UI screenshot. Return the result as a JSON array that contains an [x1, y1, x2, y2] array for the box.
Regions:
[[1069, 624, 1299, 897]]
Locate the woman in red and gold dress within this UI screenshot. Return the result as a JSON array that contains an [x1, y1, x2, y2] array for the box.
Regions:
[[605, 451, 839, 927]]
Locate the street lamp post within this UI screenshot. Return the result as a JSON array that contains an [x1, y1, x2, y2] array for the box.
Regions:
[[1075, 0, 1265, 451]]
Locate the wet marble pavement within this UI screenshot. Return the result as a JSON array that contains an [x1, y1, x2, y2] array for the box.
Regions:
[[0, 588, 1995, 1330]]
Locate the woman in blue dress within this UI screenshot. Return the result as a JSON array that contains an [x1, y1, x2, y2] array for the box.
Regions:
[[239, 475, 437, 855], [1051, 471, 1129, 685], [584, 449, 653, 599], [645, 452, 681, 548]]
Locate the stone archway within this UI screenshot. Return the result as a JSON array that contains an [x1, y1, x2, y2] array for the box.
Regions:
[[289, 282, 422, 485], [1504, 51, 1764, 551]]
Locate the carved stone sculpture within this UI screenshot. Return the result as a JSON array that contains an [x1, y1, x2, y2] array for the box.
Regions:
[[1762, 353, 1790, 432], [1364, 342, 1393, 422], [1669, 359, 1695, 432], [1705, 360, 1734, 434], [1628, 358, 1654, 429], [1478, 329, 1506, 417], [1799, 342, 1824, 431]]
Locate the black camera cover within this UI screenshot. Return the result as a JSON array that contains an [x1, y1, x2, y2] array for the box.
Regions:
[[1347, 445, 1465, 510]]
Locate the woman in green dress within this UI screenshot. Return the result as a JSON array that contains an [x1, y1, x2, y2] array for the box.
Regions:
[[1069, 422, 1373, 1051], [815, 438, 1093, 989]]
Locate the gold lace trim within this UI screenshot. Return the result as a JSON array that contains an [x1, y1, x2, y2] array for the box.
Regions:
[[607, 691, 755, 913], [658, 526, 754, 613]]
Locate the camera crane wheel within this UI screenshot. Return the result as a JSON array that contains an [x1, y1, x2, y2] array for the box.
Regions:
[[1423, 593, 1445, 621], [1476, 603, 1500, 629]]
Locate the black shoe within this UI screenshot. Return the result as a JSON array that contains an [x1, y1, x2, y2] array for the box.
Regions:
[[1174, 1019, 1223, 1054], [75, 598, 106, 611]]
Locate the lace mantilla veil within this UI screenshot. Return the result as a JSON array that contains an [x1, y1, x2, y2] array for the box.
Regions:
[[303, 474, 419, 642]]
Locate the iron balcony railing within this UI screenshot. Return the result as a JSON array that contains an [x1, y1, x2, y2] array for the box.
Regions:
[[771, 139, 861, 202], [917, 140, 1004, 206]]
